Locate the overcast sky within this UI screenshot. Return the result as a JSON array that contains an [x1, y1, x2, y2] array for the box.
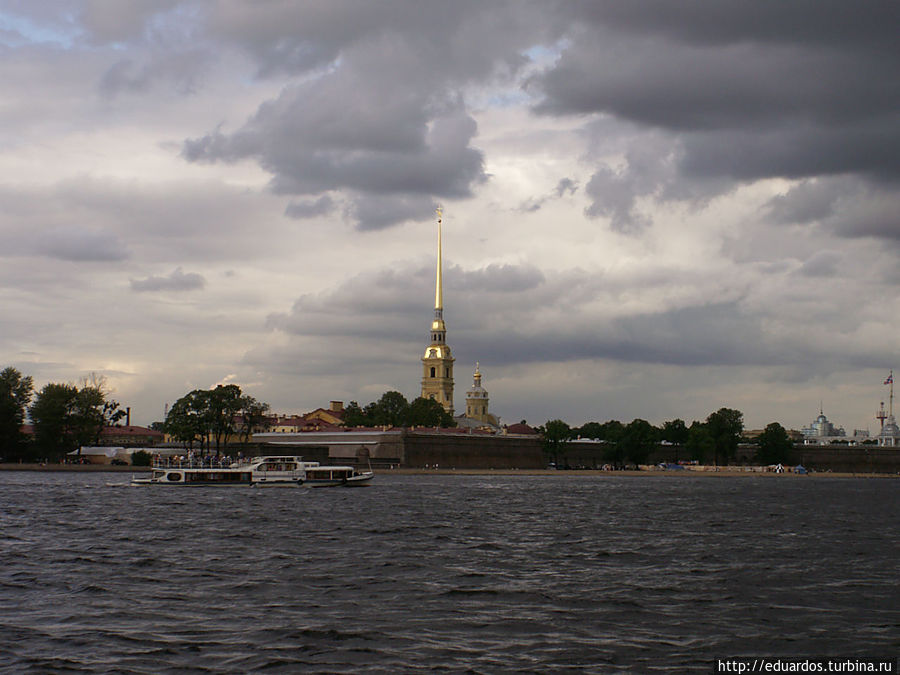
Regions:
[[2, 1, 898, 432]]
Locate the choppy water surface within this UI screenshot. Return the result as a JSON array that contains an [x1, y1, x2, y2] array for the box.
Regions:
[[0, 473, 897, 673]]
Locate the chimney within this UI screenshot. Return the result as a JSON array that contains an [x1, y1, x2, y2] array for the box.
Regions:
[[330, 401, 344, 412], [126, 407, 131, 427]]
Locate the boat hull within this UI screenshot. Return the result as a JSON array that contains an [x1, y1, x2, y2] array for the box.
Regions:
[[304, 472, 375, 487]]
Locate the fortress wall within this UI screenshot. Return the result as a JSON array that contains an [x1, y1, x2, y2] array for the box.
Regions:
[[787, 446, 900, 473], [403, 432, 544, 469], [559, 442, 900, 473]]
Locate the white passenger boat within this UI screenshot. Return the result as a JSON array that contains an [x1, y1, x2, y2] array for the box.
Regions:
[[302, 464, 375, 487], [130, 455, 373, 487]]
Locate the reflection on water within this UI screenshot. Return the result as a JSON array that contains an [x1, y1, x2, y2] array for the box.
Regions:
[[1, 473, 897, 672]]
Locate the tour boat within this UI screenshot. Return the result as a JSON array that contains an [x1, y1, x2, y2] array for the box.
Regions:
[[130, 455, 373, 487], [302, 464, 375, 487]]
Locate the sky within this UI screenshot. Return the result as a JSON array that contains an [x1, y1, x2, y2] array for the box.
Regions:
[[2, 1, 899, 433]]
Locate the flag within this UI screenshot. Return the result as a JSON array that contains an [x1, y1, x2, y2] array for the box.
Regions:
[[885, 374, 893, 385]]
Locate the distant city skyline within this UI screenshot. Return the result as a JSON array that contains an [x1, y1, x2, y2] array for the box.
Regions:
[[1, 3, 898, 433]]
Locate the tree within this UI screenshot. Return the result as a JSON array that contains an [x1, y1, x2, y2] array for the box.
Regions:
[[207, 384, 243, 454], [164, 389, 208, 450], [342, 392, 456, 428], [0, 367, 33, 459], [661, 418, 688, 445], [407, 396, 455, 427], [342, 401, 367, 427], [370, 391, 409, 427], [599, 420, 625, 444], [661, 418, 689, 462], [576, 421, 604, 439], [706, 408, 744, 466], [617, 418, 658, 467], [29, 378, 127, 460], [686, 422, 714, 463], [77, 373, 126, 440], [165, 385, 272, 452], [29, 383, 79, 458], [69, 385, 107, 449], [542, 419, 572, 467], [237, 395, 271, 445], [756, 422, 793, 465]]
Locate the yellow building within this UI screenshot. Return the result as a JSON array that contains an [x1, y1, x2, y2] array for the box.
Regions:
[[465, 362, 498, 424], [421, 208, 455, 414]]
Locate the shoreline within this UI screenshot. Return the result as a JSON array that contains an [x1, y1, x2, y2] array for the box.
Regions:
[[380, 468, 898, 478], [1, 464, 896, 478], [0, 463, 146, 472]]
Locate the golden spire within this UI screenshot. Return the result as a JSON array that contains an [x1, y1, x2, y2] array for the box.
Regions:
[[435, 206, 443, 311]]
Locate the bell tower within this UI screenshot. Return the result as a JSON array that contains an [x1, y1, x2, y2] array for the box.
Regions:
[[421, 207, 454, 414], [465, 362, 490, 422]]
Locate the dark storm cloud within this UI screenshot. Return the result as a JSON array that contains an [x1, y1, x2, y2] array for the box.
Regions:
[[283, 195, 335, 220], [764, 179, 849, 226], [532, 2, 900, 233], [540, 1, 899, 132], [130, 267, 206, 292], [829, 191, 900, 241], [763, 178, 900, 241], [345, 195, 438, 232], [180, 1, 568, 229], [183, 80, 486, 229], [263, 259, 856, 376], [461, 301, 781, 370], [518, 178, 578, 213], [555, 178, 578, 198], [206, 1, 557, 81], [267, 261, 549, 341]]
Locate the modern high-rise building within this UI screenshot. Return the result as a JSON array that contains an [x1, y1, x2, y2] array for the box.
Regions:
[[420, 207, 455, 414]]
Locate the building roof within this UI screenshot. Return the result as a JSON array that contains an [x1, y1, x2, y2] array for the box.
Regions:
[[20, 424, 162, 438], [101, 425, 163, 438]]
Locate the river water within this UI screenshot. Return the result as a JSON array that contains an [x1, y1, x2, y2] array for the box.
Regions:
[[0, 472, 897, 673]]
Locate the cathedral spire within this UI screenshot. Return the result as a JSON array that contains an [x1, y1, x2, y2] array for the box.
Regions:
[[435, 206, 443, 313], [421, 206, 454, 414]]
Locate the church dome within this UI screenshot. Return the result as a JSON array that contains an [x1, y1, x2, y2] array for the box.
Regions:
[[466, 363, 487, 398]]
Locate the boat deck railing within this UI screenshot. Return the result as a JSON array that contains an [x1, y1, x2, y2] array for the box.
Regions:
[[152, 457, 243, 469]]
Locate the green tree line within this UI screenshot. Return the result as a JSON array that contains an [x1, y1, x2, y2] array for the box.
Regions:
[[538, 407, 794, 468], [0, 367, 126, 462], [163, 384, 271, 453], [343, 391, 456, 428]]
